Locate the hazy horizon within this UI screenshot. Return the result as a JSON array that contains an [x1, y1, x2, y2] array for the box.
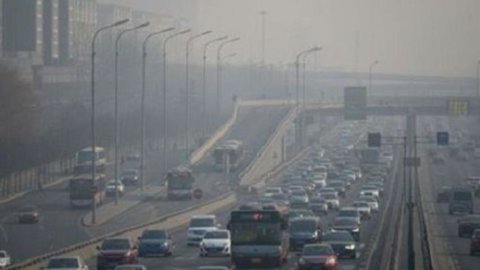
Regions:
[[101, 0, 480, 78]]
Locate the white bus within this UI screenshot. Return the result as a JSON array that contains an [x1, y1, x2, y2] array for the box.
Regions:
[[74, 146, 107, 175], [212, 140, 244, 172]]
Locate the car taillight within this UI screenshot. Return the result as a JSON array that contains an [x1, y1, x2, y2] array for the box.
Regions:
[[325, 256, 336, 265]]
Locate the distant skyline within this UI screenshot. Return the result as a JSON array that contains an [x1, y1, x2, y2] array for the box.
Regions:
[[100, 0, 480, 78]]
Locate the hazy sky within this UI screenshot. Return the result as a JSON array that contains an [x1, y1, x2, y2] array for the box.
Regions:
[[104, 0, 480, 77]]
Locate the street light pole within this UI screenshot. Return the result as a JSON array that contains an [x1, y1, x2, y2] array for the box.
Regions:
[[368, 60, 379, 94], [185, 30, 212, 162], [114, 22, 150, 205], [162, 29, 192, 174], [140, 27, 175, 191], [259, 11, 267, 66], [295, 46, 321, 111], [201, 36, 228, 139], [90, 18, 129, 224], [301, 47, 322, 108], [217, 38, 240, 125], [476, 60, 480, 97]]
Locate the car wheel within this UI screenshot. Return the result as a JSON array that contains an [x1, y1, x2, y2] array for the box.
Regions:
[[166, 251, 173, 257]]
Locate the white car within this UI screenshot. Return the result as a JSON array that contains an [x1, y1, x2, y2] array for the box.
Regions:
[[321, 193, 340, 210], [360, 186, 380, 199], [359, 196, 379, 212], [199, 230, 231, 257], [352, 201, 372, 220], [105, 179, 125, 196], [44, 256, 88, 270], [0, 250, 11, 268], [263, 187, 283, 198], [187, 215, 219, 246]]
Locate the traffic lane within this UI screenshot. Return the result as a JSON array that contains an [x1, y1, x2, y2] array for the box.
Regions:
[[0, 147, 187, 262], [429, 153, 480, 270], [87, 106, 290, 236]]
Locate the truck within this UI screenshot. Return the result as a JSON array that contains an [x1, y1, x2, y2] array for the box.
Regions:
[[74, 146, 107, 175], [166, 166, 195, 200]]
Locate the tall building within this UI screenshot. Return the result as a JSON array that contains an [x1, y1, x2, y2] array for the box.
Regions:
[[43, 0, 59, 65], [2, 0, 45, 66], [58, 0, 96, 65]]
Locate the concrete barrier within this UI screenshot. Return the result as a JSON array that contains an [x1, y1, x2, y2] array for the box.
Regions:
[[189, 101, 240, 165], [240, 107, 297, 186]]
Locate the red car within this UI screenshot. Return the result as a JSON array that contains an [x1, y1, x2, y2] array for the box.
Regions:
[[470, 229, 480, 256], [297, 243, 338, 270], [97, 237, 138, 270]]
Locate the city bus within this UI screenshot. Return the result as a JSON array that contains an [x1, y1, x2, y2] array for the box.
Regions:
[[74, 146, 107, 175], [69, 175, 105, 209], [212, 140, 244, 172], [228, 210, 289, 268], [449, 187, 475, 215], [166, 166, 195, 200]]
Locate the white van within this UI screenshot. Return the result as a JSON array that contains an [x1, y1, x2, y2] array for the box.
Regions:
[[186, 215, 219, 246]]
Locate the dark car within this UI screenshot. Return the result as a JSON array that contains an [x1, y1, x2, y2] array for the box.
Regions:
[[289, 217, 323, 251], [327, 181, 346, 198], [436, 186, 451, 203], [331, 218, 361, 241], [18, 205, 39, 224], [138, 229, 173, 257], [322, 231, 357, 259], [297, 244, 338, 270], [309, 197, 328, 216], [470, 229, 480, 256], [97, 238, 138, 270], [458, 216, 480, 238], [120, 169, 139, 186]]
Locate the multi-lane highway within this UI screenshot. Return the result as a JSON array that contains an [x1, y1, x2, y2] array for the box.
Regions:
[[79, 116, 405, 270], [0, 105, 289, 264], [419, 115, 480, 270]]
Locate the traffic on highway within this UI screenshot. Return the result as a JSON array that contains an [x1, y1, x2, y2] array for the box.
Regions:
[[0, 1, 479, 270]]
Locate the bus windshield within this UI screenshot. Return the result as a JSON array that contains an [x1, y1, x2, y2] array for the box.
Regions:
[[453, 191, 473, 201], [230, 223, 281, 245], [77, 151, 94, 163], [167, 176, 194, 189]]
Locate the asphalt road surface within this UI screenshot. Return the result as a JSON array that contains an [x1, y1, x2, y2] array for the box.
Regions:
[[0, 106, 289, 263]]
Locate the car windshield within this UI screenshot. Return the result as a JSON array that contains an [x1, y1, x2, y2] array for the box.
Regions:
[[323, 232, 354, 242], [21, 205, 36, 211], [302, 245, 333, 256], [453, 191, 472, 201], [204, 231, 229, 239], [101, 239, 130, 250], [353, 202, 369, 207], [266, 188, 280, 193], [323, 194, 337, 200], [339, 210, 358, 217], [142, 230, 166, 239], [334, 218, 357, 226], [0, 252, 5, 258], [360, 197, 376, 202], [291, 190, 306, 196], [107, 180, 121, 186], [190, 218, 214, 227], [290, 220, 316, 233], [47, 258, 79, 268]]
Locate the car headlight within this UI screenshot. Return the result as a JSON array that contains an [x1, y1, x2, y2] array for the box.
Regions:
[[345, 244, 355, 250], [298, 257, 306, 265], [352, 228, 359, 232]]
